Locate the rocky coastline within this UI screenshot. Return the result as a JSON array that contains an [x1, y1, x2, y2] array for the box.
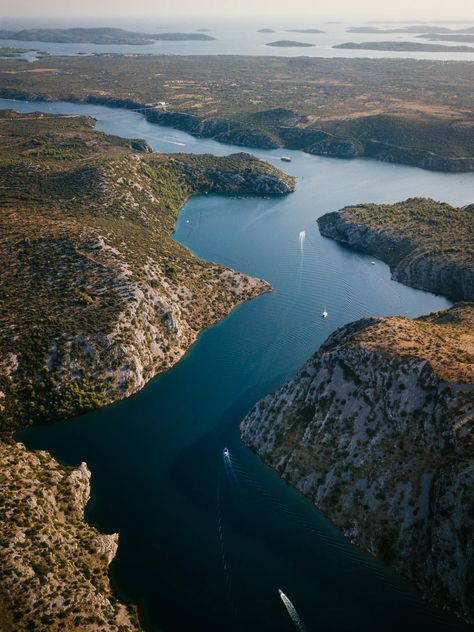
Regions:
[[1, 89, 473, 173], [241, 198, 474, 623], [317, 199, 474, 301]]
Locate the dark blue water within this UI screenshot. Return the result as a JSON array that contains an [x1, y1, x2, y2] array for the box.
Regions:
[[5, 98, 473, 631]]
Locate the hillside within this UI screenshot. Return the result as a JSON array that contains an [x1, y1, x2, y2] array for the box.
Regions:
[[0, 54, 473, 171], [0, 441, 140, 631], [317, 198, 474, 301], [241, 303, 474, 622], [0, 110, 293, 433]]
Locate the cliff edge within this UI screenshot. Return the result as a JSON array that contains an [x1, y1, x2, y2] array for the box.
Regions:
[[241, 303, 474, 622]]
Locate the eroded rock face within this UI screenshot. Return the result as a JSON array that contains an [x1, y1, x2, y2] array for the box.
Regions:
[[317, 199, 474, 302], [0, 441, 140, 631], [241, 306, 474, 623]]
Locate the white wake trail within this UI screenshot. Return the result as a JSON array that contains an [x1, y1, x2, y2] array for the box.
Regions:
[[299, 230, 306, 252], [279, 589, 307, 632]]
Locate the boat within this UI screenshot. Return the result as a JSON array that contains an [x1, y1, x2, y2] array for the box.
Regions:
[[281, 156, 292, 163], [371, 261, 376, 265], [321, 309, 328, 318], [223, 447, 230, 457]]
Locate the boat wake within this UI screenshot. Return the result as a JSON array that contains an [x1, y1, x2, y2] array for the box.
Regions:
[[299, 230, 306, 252], [279, 589, 307, 632]]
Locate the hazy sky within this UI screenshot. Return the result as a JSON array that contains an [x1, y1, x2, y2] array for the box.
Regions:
[[1, 0, 473, 20]]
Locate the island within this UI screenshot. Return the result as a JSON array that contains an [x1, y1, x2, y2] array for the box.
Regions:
[[284, 29, 325, 33], [418, 33, 474, 43], [0, 27, 216, 45], [347, 25, 474, 34], [241, 197, 474, 624], [0, 54, 473, 172], [334, 41, 474, 53], [0, 110, 294, 627], [266, 40, 315, 47], [257, 28, 276, 33]]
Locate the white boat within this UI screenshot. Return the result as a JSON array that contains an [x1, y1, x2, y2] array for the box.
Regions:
[[223, 447, 230, 457], [371, 261, 376, 265], [321, 309, 328, 318], [281, 156, 292, 163]]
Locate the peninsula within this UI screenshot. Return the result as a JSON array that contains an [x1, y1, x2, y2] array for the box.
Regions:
[[0, 54, 473, 172], [0, 27, 215, 45], [317, 198, 474, 301]]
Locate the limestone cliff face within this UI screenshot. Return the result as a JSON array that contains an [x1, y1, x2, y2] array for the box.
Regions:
[[0, 441, 140, 631], [241, 305, 474, 623], [317, 199, 474, 302]]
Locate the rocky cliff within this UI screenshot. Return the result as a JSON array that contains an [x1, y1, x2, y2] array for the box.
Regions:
[[317, 198, 474, 302], [241, 304, 474, 623], [0, 440, 140, 631]]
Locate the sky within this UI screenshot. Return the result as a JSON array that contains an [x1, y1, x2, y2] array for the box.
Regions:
[[1, 0, 473, 20]]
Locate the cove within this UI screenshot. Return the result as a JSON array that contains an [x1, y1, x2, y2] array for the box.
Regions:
[[4, 97, 473, 632]]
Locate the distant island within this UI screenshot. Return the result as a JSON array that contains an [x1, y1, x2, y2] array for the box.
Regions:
[[335, 41, 474, 53], [284, 28, 325, 34], [347, 25, 474, 34], [266, 40, 315, 47], [257, 28, 276, 33], [0, 27, 216, 45], [418, 33, 474, 43]]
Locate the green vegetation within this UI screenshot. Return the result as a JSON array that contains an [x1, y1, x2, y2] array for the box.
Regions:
[[0, 110, 293, 436], [0, 53, 473, 168], [0, 441, 140, 631], [343, 303, 474, 383], [0, 27, 215, 45]]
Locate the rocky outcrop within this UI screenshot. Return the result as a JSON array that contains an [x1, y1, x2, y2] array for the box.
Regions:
[[241, 304, 474, 623], [317, 198, 474, 302], [0, 440, 140, 631]]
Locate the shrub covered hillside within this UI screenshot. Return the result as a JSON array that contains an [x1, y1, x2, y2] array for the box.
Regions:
[[0, 110, 294, 434]]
